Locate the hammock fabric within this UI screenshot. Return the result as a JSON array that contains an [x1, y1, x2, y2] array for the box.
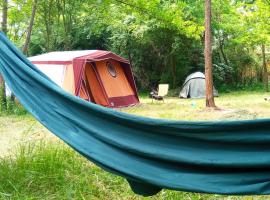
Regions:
[[1, 32, 270, 196]]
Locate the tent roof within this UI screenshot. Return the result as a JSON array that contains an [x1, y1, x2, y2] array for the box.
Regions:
[[28, 50, 129, 65], [28, 50, 98, 63], [183, 71, 205, 85]]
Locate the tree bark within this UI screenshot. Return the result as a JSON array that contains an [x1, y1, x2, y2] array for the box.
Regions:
[[171, 57, 177, 88], [262, 44, 269, 92], [218, 34, 229, 66], [204, 0, 216, 108], [10, 0, 38, 102], [1, 0, 8, 34], [42, 0, 53, 51], [0, 0, 8, 111], [22, 0, 38, 54]]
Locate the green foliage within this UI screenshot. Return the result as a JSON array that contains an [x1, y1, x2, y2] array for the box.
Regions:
[[0, 141, 137, 199], [213, 63, 234, 86], [0, 97, 27, 116], [0, 85, 6, 112], [0, 141, 225, 199]]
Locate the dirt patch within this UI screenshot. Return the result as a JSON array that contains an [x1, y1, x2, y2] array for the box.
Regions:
[[220, 109, 258, 120], [0, 115, 58, 158]]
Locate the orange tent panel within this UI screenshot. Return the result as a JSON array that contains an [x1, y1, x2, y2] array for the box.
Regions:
[[95, 60, 134, 98], [85, 63, 109, 106], [30, 50, 139, 108], [78, 85, 89, 100]]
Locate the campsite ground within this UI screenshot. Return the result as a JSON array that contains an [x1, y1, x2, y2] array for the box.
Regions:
[[0, 91, 270, 200]]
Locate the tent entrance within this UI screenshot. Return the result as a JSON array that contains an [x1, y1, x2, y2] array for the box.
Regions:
[[84, 62, 109, 107], [94, 60, 138, 107], [84, 60, 139, 108]]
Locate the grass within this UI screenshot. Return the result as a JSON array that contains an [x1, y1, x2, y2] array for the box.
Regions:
[[0, 141, 219, 200], [0, 141, 136, 200], [121, 91, 270, 120], [0, 98, 28, 116], [1, 91, 270, 199]]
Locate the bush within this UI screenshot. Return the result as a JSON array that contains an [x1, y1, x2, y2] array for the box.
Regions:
[[0, 97, 27, 116]]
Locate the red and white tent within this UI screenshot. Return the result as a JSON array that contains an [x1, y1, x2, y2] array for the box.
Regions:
[[27, 50, 139, 108]]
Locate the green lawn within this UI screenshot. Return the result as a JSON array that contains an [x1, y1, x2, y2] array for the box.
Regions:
[[122, 91, 270, 121], [1, 91, 270, 200]]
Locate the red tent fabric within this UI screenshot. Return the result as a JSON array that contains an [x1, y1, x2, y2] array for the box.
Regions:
[[73, 50, 130, 95], [29, 50, 139, 108]]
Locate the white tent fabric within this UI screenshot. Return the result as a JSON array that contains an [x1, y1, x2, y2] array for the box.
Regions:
[[5, 64, 66, 96], [5, 82, 11, 96], [179, 72, 218, 99], [6, 51, 98, 96], [35, 64, 65, 87], [28, 50, 97, 62], [27, 51, 101, 88]]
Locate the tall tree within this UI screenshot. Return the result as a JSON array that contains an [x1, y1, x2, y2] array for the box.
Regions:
[[0, 0, 8, 111], [9, 0, 39, 102], [204, 0, 216, 107], [262, 44, 269, 92], [22, 0, 38, 54]]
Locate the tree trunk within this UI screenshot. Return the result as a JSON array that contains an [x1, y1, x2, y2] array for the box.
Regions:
[[262, 44, 269, 92], [0, 0, 8, 111], [42, 0, 53, 51], [218, 34, 229, 66], [22, 0, 38, 54], [1, 0, 8, 34], [204, 0, 216, 108], [10, 0, 38, 102], [171, 57, 177, 88]]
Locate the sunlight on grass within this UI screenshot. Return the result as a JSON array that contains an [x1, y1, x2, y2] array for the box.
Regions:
[[120, 91, 270, 121]]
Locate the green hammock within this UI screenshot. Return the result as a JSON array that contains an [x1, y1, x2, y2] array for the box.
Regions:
[[1, 32, 270, 196]]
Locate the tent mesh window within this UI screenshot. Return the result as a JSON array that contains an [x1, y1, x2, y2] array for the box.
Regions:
[[107, 61, 117, 78]]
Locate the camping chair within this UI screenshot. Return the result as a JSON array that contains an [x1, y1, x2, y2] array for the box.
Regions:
[[151, 84, 169, 102]]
